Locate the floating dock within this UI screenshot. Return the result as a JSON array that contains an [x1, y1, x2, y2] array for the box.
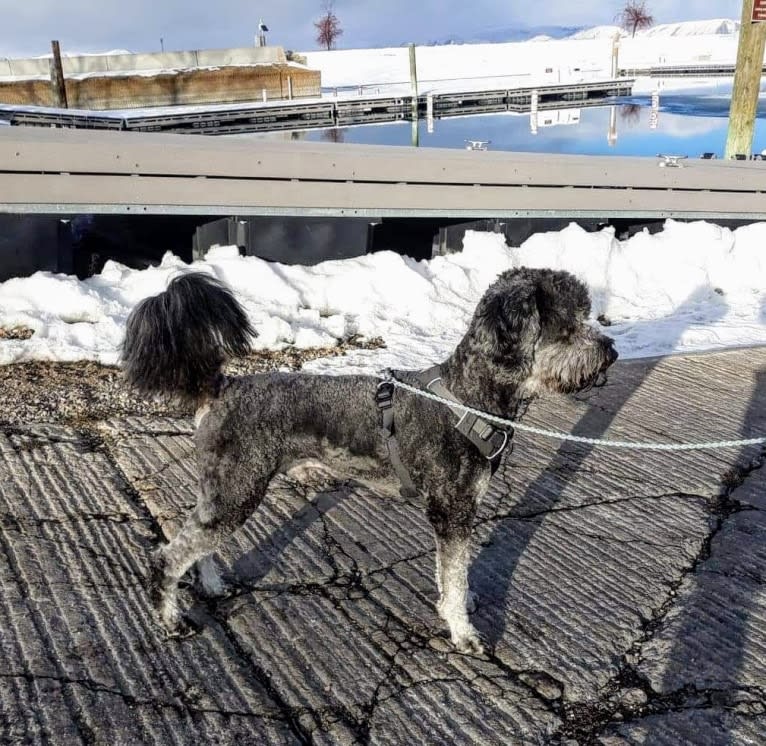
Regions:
[[0, 78, 634, 135]]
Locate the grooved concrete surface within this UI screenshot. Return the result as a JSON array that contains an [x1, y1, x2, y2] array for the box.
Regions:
[[1, 348, 766, 745]]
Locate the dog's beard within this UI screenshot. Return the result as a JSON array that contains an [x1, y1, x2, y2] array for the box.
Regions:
[[518, 329, 616, 397]]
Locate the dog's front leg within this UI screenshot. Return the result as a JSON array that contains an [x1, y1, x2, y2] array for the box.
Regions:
[[434, 530, 484, 655]]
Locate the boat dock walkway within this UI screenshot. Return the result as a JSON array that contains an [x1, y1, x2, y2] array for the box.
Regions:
[[1, 125, 765, 221]]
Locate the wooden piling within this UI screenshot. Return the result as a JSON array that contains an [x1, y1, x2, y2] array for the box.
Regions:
[[725, 0, 766, 158], [49, 40, 68, 109]]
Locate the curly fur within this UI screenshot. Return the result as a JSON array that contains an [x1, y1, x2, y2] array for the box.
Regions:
[[123, 267, 617, 653], [122, 272, 255, 403]]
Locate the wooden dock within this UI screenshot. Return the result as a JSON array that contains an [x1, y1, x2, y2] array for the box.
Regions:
[[1, 126, 766, 220]]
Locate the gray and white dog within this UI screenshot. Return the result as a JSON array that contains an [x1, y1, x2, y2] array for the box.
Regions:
[[122, 267, 617, 654]]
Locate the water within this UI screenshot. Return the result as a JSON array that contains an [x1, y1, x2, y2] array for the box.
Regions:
[[267, 91, 766, 159]]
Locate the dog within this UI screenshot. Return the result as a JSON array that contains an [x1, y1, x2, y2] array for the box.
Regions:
[[122, 267, 617, 654]]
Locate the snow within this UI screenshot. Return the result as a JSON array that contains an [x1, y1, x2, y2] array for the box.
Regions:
[[2, 221, 766, 373], [637, 19, 739, 37], [303, 17, 744, 94]]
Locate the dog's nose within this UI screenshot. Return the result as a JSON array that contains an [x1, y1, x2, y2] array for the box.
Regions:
[[604, 339, 619, 367]]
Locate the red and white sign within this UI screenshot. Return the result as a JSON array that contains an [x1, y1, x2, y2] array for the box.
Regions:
[[753, 0, 766, 22]]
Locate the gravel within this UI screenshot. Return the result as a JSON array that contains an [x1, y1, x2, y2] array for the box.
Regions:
[[0, 336, 385, 427]]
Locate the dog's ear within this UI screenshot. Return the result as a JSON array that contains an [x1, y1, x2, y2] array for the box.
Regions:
[[472, 271, 541, 361]]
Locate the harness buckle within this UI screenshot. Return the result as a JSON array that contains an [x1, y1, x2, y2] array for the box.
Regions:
[[375, 380, 395, 409]]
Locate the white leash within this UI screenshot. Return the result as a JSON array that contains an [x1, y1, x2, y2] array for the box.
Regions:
[[389, 378, 766, 452]]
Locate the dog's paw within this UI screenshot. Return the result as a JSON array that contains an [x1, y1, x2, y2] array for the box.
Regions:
[[162, 614, 200, 640], [193, 559, 233, 600], [453, 629, 486, 657]]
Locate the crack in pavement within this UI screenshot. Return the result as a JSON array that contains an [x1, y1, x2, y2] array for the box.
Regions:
[[477, 491, 709, 526], [555, 446, 766, 744], [0, 671, 290, 723], [9, 418, 755, 743]]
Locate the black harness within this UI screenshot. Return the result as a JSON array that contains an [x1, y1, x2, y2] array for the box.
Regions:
[[375, 366, 513, 497]]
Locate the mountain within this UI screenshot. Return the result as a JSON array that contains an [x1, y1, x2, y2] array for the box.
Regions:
[[419, 18, 740, 47]]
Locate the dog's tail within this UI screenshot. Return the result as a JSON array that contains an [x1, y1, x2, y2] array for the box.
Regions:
[[122, 272, 255, 403]]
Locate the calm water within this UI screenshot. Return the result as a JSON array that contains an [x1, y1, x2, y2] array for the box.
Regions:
[[265, 90, 766, 159]]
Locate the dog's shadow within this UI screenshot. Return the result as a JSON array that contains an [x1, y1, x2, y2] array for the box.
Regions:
[[469, 285, 729, 648], [226, 480, 346, 591]]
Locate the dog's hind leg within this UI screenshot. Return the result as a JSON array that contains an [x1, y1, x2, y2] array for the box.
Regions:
[[433, 528, 484, 656], [150, 479, 269, 636]]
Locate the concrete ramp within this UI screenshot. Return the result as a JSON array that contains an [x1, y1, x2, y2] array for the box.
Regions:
[[1, 347, 765, 743]]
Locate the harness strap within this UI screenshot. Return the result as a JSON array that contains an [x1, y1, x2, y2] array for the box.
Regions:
[[375, 381, 419, 498], [417, 367, 511, 467], [376, 368, 513, 495]]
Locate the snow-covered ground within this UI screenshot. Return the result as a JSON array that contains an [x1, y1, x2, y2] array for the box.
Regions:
[[2, 220, 766, 373], [304, 18, 742, 97]]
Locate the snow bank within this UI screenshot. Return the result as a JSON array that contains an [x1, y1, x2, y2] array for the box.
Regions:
[[1, 220, 766, 373]]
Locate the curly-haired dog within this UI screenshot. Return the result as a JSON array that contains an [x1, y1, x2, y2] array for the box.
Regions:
[[123, 268, 617, 653]]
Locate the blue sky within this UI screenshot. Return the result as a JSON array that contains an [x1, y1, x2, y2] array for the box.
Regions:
[[0, 1, 744, 57]]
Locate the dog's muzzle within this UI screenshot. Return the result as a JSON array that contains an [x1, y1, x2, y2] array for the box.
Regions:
[[594, 340, 618, 387]]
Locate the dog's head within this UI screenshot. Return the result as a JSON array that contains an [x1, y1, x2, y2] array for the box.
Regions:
[[466, 267, 617, 397]]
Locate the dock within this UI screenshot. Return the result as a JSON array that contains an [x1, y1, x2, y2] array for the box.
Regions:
[[620, 63, 762, 78], [0, 78, 634, 135], [1, 125, 766, 221]]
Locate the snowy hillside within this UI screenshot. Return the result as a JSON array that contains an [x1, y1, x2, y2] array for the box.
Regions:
[[568, 25, 625, 41], [637, 19, 739, 37], [568, 19, 738, 41]]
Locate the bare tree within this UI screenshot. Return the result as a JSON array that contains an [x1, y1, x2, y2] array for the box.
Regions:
[[315, 1, 343, 50], [617, 1, 654, 37]]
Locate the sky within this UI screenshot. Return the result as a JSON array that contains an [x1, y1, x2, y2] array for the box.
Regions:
[[0, 1, 745, 58]]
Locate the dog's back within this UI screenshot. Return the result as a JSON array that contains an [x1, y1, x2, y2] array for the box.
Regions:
[[196, 371, 385, 471]]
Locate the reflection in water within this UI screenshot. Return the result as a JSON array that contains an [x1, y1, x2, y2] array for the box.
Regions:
[[620, 103, 642, 126], [280, 99, 766, 159], [321, 127, 347, 143]]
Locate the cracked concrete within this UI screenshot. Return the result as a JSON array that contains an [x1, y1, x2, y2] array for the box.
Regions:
[[1, 347, 766, 744]]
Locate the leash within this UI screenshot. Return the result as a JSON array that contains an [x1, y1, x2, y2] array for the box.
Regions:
[[386, 377, 766, 452]]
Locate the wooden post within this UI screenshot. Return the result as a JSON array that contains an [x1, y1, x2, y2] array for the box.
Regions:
[[49, 40, 68, 109], [725, 0, 766, 158], [408, 44, 419, 116]]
